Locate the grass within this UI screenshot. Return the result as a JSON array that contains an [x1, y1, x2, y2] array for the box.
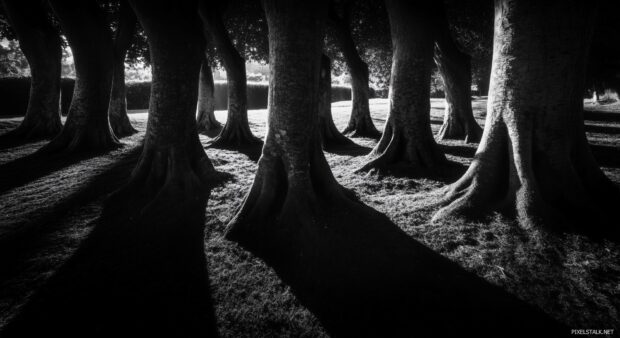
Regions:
[[0, 97, 619, 336]]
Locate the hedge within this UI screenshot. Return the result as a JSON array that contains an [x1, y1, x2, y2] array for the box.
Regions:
[[0, 77, 353, 117]]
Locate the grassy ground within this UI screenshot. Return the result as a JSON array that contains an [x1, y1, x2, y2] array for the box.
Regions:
[[0, 98, 619, 336]]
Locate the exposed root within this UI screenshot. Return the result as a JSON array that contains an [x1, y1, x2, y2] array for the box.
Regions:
[[197, 111, 222, 134], [342, 113, 381, 139], [357, 124, 446, 176], [0, 118, 62, 141], [319, 116, 354, 149], [38, 123, 121, 154], [109, 112, 137, 138], [436, 117, 482, 143], [207, 121, 262, 149]]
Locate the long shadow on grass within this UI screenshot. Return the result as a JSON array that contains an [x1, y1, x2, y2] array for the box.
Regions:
[[0, 145, 142, 283], [0, 133, 47, 152], [583, 110, 620, 123], [0, 148, 113, 196], [591, 144, 620, 168], [230, 194, 566, 336], [584, 124, 620, 135], [439, 143, 477, 159], [1, 166, 220, 337], [206, 142, 263, 162], [324, 142, 372, 156]]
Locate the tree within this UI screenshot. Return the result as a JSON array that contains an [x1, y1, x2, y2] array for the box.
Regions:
[[111, 0, 218, 208], [199, 1, 261, 148], [318, 54, 354, 148], [42, 0, 119, 153], [225, 0, 363, 253], [434, 4, 482, 143], [433, 0, 620, 233], [0, 0, 62, 140], [329, 1, 380, 138], [358, 0, 445, 174], [196, 54, 221, 133], [107, 0, 138, 138]]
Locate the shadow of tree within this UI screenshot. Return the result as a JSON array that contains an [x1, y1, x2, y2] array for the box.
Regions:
[[229, 195, 566, 337], [0, 147, 116, 196], [1, 161, 220, 337], [591, 144, 620, 168], [324, 142, 372, 156], [584, 124, 620, 135], [583, 110, 620, 123], [0, 146, 142, 283]]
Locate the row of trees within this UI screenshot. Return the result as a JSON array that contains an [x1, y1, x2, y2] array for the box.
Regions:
[[1, 0, 618, 234], [0, 0, 494, 149]]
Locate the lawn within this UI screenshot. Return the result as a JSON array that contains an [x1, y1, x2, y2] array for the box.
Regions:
[[0, 97, 619, 336]]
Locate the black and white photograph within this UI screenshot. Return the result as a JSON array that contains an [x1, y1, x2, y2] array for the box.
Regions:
[[0, 0, 618, 336]]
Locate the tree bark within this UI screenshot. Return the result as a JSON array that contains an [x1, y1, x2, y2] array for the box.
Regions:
[[433, 0, 619, 233], [358, 0, 446, 175], [0, 0, 62, 140], [225, 0, 357, 258], [319, 54, 354, 148], [330, 11, 380, 138], [108, 0, 138, 138], [199, 4, 261, 148], [42, 0, 120, 153], [115, 0, 218, 207], [196, 55, 221, 133], [434, 8, 482, 143]]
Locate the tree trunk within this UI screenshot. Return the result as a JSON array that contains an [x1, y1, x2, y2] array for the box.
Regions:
[[224, 2, 564, 335], [358, 0, 446, 175], [0, 0, 62, 140], [434, 9, 482, 143], [331, 14, 380, 138], [108, 0, 138, 138], [116, 0, 218, 207], [196, 55, 221, 133], [433, 0, 619, 234], [199, 4, 261, 148], [42, 0, 120, 153], [319, 54, 354, 148]]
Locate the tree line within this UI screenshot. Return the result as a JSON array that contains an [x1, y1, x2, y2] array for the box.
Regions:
[[0, 0, 618, 250]]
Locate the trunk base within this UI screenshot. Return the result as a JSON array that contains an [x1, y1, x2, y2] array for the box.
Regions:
[[436, 117, 482, 143], [38, 123, 121, 154], [109, 112, 138, 138], [357, 124, 446, 176], [1, 118, 62, 141], [207, 121, 262, 149], [319, 116, 354, 149], [342, 113, 381, 139]]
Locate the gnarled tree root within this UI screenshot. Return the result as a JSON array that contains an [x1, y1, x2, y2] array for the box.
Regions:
[[436, 118, 482, 143], [109, 111, 138, 138], [342, 113, 381, 139], [38, 124, 121, 154], [357, 124, 446, 176], [207, 121, 262, 149]]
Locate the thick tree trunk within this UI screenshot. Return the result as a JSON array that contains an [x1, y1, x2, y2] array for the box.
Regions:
[[319, 54, 353, 148], [199, 4, 261, 148], [434, 10, 482, 143], [0, 0, 62, 140], [42, 0, 120, 153], [224, 2, 564, 335], [196, 56, 221, 133], [358, 1, 445, 175], [331, 15, 380, 138], [108, 0, 138, 138], [116, 0, 218, 208], [433, 0, 619, 233]]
